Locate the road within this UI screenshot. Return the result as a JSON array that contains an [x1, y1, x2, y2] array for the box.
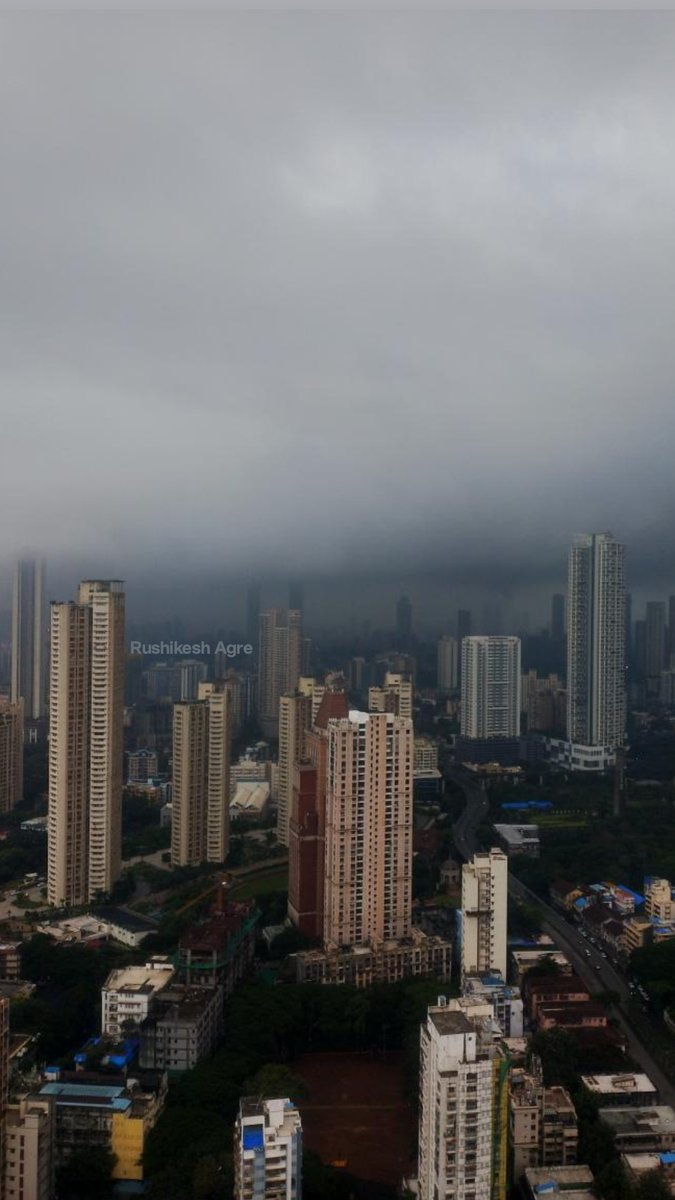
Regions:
[[449, 765, 675, 1106]]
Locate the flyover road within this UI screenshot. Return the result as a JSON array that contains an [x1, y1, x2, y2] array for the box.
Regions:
[[448, 766, 675, 1107]]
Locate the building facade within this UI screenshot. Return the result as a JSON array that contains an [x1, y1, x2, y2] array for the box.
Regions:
[[276, 679, 325, 847], [418, 998, 509, 1200], [368, 672, 413, 720], [461, 849, 508, 981], [171, 681, 232, 867], [0, 699, 23, 814], [460, 637, 522, 741], [257, 609, 303, 737], [4, 1094, 54, 1200], [567, 533, 626, 751], [48, 580, 125, 906], [437, 635, 459, 692], [323, 710, 413, 949]]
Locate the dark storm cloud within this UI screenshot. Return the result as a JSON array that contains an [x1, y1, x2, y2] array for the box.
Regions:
[[2, 12, 675, 591]]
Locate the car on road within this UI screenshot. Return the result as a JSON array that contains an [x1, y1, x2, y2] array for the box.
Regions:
[[595, 963, 602, 971]]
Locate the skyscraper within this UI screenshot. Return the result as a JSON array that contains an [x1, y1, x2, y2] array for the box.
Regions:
[[551, 593, 565, 642], [11, 558, 46, 721], [171, 680, 232, 867], [288, 691, 349, 938], [323, 710, 412, 949], [276, 679, 325, 847], [257, 609, 303, 737], [645, 601, 666, 692], [460, 848, 508, 980], [0, 700, 23, 814], [566, 533, 625, 750], [437, 635, 459, 692], [418, 996, 509, 1200], [48, 581, 125, 907], [669, 596, 675, 668], [460, 637, 521, 740]]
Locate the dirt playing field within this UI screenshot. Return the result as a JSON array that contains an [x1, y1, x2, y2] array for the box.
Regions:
[[294, 1051, 416, 1188]]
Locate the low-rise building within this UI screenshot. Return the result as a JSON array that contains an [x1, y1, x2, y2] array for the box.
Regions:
[[493, 824, 540, 858], [291, 929, 452, 987], [510, 1070, 578, 1178], [537, 1001, 608, 1033], [550, 880, 581, 911], [599, 1107, 675, 1153], [525, 975, 590, 1023], [582, 1074, 658, 1108], [0, 942, 21, 981], [230, 782, 271, 821], [38, 908, 157, 949], [235, 1097, 302, 1200], [4, 1093, 54, 1200], [101, 958, 175, 1038], [645, 878, 675, 924], [511, 947, 571, 987], [522, 1165, 595, 1200], [40, 1069, 166, 1183], [139, 984, 224, 1072], [175, 896, 258, 996], [622, 916, 653, 955], [622, 1151, 675, 1192]]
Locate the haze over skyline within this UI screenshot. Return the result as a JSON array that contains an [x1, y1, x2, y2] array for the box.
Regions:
[[3, 13, 675, 605]]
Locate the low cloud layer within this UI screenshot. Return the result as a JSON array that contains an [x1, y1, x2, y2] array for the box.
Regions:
[[2, 13, 675, 594]]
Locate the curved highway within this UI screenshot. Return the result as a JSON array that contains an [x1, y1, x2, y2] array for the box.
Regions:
[[448, 765, 675, 1106]]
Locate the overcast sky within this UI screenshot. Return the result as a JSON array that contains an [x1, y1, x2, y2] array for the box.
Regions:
[[2, 12, 675, 619]]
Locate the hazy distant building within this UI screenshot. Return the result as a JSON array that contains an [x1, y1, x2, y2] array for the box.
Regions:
[[551, 593, 565, 642], [457, 609, 472, 644], [437, 635, 459, 692], [0, 699, 23, 813], [567, 533, 625, 751], [460, 637, 521, 741], [48, 581, 125, 907], [276, 679, 325, 847], [171, 681, 232, 867], [288, 579, 304, 613], [127, 748, 159, 784], [324, 711, 413, 949], [669, 596, 675, 668], [179, 659, 208, 701], [368, 671, 413, 720], [11, 558, 46, 721], [521, 671, 566, 734], [257, 609, 303, 737], [633, 620, 647, 682], [245, 582, 261, 652], [396, 594, 413, 645], [645, 602, 666, 695], [461, 848, 508, 981]]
